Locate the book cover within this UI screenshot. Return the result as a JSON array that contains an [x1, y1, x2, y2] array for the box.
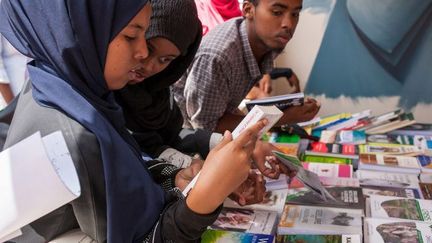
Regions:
[[319, 130, 337, 144], [356, 170, 420, 188], [268, 133, 301, 143], [318, 177, 360, 187], [418, 155, 432, 173], [364, 218, 432, 243], [201, 229, 274, 243], [289, 177, 360, 189], [358, 153, 421, 174], [335, 130, 366, 145], [312, 113, 352, 131], [245, 92, 304, 111], [420, 173, 432, 183], [368, 134, 432, 151], [388, 123, 432, 136], [276, 234, 361, 243], [277, 205, 363, 235], [209, 207, 277, 235], [286, 186, 365, 211], [273, 151, 337, 202], [326, 110, 371, 131], [305, 142, 359, 159], [362, 185, 423, 199], [359, 143, 422, 156], [369, 195, 432, 222], [318, 130, 366, 145], [224, 190, 288, 215], [302, 162, 353, 178], [358, 109, 402, 132], [365, 113, 416, 135], [419, 183, 432, 200], [302, 155, 352, 165], [273, 143, 299, 156]]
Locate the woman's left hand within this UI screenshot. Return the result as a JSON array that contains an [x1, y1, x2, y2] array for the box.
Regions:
[[175, 159, 203, 191]]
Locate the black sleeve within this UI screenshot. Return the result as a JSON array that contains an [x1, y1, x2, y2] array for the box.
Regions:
[[144, 190, 222, 243], [171, 128, 212, 159], [145, 160, 221, 242]]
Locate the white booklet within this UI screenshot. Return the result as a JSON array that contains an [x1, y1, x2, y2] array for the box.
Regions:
[[0, 131, 80, 241]]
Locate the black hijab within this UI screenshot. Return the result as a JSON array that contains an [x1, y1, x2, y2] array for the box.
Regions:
[[116, 0, 202, 156]]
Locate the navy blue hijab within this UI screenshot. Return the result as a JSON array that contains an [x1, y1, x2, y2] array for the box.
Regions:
[[0, 0, 165, 241]]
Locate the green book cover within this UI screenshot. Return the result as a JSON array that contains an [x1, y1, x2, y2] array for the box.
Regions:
[[201, 230, 274, 243], [302, 155, 352, 165]]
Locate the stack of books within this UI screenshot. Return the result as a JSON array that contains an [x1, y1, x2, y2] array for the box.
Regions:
[[201, 108, 432, 243]]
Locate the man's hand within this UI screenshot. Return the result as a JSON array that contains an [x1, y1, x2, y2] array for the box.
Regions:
[[252, 140, 281, 179], [229, 170, 266, 206], [286, 72, 300, 93], [253, 141, 298, 180], [175, 159, 203, 191], [278, 97, 320, 125], [246, 74, 272, 100]]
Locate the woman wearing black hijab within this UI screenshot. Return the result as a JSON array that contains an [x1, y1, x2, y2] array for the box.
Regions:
[[115, 0, 214, 170], [0, 0, 266, 242]]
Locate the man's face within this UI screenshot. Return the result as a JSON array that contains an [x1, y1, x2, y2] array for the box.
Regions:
[[245, 0, 303, 51]]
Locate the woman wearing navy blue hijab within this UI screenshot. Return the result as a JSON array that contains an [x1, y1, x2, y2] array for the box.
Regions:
[[0, 0, 267, 242]]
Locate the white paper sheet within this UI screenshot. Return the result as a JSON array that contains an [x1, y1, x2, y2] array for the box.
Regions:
[[0, 131, 80, 240]]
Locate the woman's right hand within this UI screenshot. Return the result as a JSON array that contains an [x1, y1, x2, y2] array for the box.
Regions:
[[186, 119, 268, 214]]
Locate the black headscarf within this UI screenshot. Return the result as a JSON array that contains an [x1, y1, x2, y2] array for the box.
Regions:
[[116, 0, 202, 156], [0, 0, 165, 241]]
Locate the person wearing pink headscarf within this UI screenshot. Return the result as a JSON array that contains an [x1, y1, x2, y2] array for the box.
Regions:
[[195, 0, 241, 35]]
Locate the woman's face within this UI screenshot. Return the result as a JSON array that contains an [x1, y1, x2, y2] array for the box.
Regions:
[[104, 4, 152, 90], [140, 37, 180, 80]]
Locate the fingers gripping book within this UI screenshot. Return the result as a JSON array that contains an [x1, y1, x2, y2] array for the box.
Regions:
[[182, 105, 283, 196]]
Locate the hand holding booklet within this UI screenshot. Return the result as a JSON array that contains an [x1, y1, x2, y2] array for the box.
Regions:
[[182, 105, 283, 196], [0, 131, 80, 242], [272, 151, 337, 202]]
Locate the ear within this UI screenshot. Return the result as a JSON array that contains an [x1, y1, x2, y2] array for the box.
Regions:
[[242, 1, 255, 20]]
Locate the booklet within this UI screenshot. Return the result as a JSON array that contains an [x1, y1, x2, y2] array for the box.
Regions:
[[286, 186, 365, 212], [244, 92, 304, 111], [278, 205, 363, 235], [0, 131, 80, 241], [272, 151, 337, 202]]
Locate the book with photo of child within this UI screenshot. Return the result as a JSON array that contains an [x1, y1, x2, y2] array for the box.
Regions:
[[208, 207, 277, 235]]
